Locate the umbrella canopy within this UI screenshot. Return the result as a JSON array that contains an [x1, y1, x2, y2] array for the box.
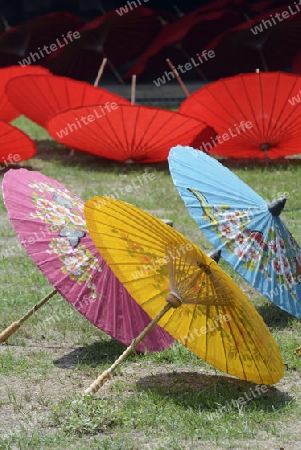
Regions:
[[180, 71, 301, 159], [192, 0, 248, 14], [0, 65, 50, 122], [45, 8, 163, 80], [250, 0, 291, 13], [84, 196, 284, 386], [46, 104, 212, 163], [5, 74, 129, 128], [2, 169, 174, 352], [0, 12, 84, 67], [195, 6, 301, 79], [168, 145, 301, 318], [0, 122, 36, 167], [126, 9, 240, 80]]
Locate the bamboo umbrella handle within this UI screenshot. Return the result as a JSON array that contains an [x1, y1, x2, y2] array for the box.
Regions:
[[166, 58, 190, 97], [103, 52, 124, 84], [85, 302, 173, 394], [131, 74, 136, 105], [0, 289, 57, 343], [94, 57, 107, 87], [0, 322, 20, 342]]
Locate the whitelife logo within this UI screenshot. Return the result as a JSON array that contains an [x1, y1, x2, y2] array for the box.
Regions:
[[55, 102, 118, 139], [0, 153, 21, 170], [116, 0, 149, 16], [196, 121, 253, 153], [18, 31, 81, 67], [250, 1, 301, 35], [93, 172, 157, 212], [0, 225, 53, 260], [153, 50, 215, 87], [288, 90, 301, 106]]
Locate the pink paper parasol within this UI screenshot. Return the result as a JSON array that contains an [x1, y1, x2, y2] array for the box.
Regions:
[[1, 169, 174, 352]]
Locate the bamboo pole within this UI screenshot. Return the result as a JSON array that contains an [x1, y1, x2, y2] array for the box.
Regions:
[[131, 74, 136, 105], [0, 289, 57, 343], [103, 52, 125, 84], [85, 302, 172, 394], [94, 58, 107, 87], [166, 58, 190, 97]]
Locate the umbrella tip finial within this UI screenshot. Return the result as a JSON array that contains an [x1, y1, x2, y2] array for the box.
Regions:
[[268, 197, 286, 216], [208, 248, 221, 263]]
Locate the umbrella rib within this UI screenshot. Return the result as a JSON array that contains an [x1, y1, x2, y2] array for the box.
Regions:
[[267, 74, 300, 138], [90, 226, 175, 254], [227, 305, 272, 383], [196, 79, 259, 141], [62, 108, 123, 156], [90, 211, 178, 250], [212, 303, 229, 375], [121, 105, 131, 156], [148, 113, 204, 156], [134, 108, 162, 157], [91, 200, 180, 245], [238, 77, 263, 141]]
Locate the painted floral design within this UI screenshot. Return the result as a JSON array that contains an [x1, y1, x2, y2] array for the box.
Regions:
[[46, 238, 101, 298], [117, 230, 169, 290], [28, 180, 102, 301], [29, 181, 85, 232], [189, 188, 301, 302]]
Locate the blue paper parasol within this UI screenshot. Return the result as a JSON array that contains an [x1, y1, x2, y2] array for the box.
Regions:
[[168, 145, 301, 318]]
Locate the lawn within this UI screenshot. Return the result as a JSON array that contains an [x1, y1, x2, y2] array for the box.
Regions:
[[0, 117, 300, 450]]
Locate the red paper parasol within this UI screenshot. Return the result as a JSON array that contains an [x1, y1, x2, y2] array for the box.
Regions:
[[0, 65, 50, 122], [0, 121, 36, 168], [250, 1, 290, 13], [0, 12, 84, 67], [180, 71, 301, 159], [189, 0, 248, 14], [5, 74, 129, 128], [46, 104, 211, 163], [197, 5, 301, 79], [1, 169, 174, 352], [126, 9, 240, 80], [45, 8, 163, 81]]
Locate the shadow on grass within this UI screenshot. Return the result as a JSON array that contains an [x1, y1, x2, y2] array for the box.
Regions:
[[0, 163, 35, 176], [33, 141, 170, 173], [53, 339, 131, 369], [137, 371, 293, 414], [256, 302, 296, 329], [220, 157, 301, 170]]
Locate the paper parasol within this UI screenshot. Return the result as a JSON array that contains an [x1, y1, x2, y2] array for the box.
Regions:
[[168, 145, 301, 318], [83, 196, 284, 393], [180, 71, 301, 159], [47, 104, 211, 163], [0, 169, 174, 353], [5, 74, 129, 128]]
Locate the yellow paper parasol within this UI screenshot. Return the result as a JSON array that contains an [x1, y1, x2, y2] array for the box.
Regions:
[[84, 196, 284, 393]]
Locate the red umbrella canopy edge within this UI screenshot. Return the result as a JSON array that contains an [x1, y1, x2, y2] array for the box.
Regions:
[[46, 103, 212, 163], [180, 71, 301, 159], [5, 74, 129, 128]]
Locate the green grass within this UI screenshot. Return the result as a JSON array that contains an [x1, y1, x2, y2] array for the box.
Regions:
[[0, 117, 300, 449]]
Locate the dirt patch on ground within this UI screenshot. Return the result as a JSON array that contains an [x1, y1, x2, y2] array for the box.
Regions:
[[0, 342, 300, 449]]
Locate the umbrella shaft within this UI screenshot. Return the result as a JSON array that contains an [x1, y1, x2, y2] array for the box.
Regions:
[[85, 302, 172, 394], [19, 289, 57, 324], [114, 302, 172, 369]]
